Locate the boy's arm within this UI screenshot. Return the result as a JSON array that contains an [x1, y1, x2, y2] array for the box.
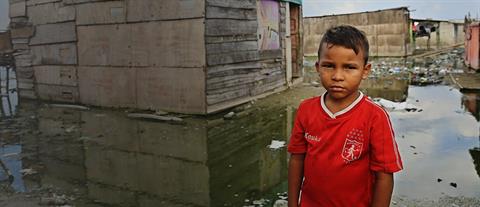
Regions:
[[371, 171, 394, 207], [288, 153, 305, 207]]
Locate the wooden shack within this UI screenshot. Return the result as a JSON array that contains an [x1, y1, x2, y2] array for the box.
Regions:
[[9, 0, 303, 114]]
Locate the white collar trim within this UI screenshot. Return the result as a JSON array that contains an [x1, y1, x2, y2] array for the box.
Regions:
[[320, 91, 364, 119]]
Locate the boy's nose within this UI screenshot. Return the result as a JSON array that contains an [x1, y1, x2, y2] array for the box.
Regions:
[[331, 69, 345, 81]]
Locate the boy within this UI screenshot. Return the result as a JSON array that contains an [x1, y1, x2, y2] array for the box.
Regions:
[[287, 25, 403, 207]]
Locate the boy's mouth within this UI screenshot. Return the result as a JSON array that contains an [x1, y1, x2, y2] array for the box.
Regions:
[[330, 86, 345, 92]]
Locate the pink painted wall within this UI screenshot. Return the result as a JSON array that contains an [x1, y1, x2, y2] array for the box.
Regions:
[[465, 23, 480, 70]]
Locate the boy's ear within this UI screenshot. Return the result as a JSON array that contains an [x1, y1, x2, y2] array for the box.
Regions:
[[315, 61, 320, 72], [362, 63, 372, 79]]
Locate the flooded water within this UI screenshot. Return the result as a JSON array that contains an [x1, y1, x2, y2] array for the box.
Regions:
[[0, 87, 320, 207], [393, 86, 480, 202], [1, 84, 480, 206]]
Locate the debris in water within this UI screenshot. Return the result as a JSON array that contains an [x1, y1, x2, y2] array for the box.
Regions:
[[267, 140, 286, 150], [252, 199, 268, 205], [437, 178, 443, 182], [65, 126, 76, 133], [410, 145, 416, 149], [224, 112, 235, 119], [39, 194, 68, 205], [373, 98, 421, 112], [450, 182, 457, 188], [311, 81, 320, 87], [154, 110, 169, 115], [127, 113, 183, 123], [273, 199, 288, 207], [2, 152, 19, 158], [19, 168, 37, 176], [48, 104, 90, 110]]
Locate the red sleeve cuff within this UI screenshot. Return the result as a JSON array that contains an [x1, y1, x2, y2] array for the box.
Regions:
[[370, 161, 403, 173], [287, 145, 307, 154]]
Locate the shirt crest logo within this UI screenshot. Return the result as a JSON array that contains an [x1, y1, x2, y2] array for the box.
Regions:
[[341, 128, 364, 163]]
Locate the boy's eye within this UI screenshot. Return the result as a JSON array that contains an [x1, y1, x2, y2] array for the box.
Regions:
[[346, 65, 358, 70], [321, 64, 334, 68]]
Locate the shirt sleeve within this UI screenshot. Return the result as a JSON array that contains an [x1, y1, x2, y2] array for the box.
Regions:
[[287, 103, 307, 154], [369, 108, 403, 173]]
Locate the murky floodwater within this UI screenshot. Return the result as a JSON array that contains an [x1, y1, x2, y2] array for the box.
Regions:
[[393, 86, 480, 201], [1, 84, 479, 206]]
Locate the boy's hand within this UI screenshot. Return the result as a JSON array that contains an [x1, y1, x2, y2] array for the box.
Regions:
[[371, 171, 394, 207], [288, 153, 305, 207]]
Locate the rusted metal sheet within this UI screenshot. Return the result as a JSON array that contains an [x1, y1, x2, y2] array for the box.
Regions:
[[465, 23, 480, 70]]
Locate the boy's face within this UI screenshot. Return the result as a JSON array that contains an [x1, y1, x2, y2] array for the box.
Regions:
[[316, 43, 371, 104]]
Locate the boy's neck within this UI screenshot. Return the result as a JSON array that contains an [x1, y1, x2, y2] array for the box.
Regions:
[[324, 91, 361, 114]]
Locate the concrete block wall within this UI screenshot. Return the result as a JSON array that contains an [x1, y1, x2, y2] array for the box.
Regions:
[[9, 0, 207, 114]]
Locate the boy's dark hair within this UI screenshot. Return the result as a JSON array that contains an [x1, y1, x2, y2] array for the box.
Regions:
[[317, 25, 370, 64]]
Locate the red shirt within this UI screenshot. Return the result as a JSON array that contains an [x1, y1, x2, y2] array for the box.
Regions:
[[288, 92, 403, 207]]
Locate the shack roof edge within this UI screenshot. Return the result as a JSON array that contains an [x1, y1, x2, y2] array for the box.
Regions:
[[304, 6, 409, 19]]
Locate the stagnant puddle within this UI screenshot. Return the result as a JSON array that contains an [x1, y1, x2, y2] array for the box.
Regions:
[[392, 85, 480, 205]]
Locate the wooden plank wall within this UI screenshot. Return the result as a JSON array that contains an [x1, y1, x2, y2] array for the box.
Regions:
[[205, 0, 287, 109]]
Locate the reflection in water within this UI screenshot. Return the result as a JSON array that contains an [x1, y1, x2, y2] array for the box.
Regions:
[[461, 90, 480, 179], [470, 148, 480, 178], [3, 85, 480, 205], [0, 66, 18, 117], [10, 100, 290, 206], [462, 92, 480, 122], [0, 145, 25, 193], [393, 86, 480, 199]]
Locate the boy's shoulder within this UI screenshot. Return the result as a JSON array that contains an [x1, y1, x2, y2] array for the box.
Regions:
[[298, 96, 321, 109], [362, 96, 392, 119]]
